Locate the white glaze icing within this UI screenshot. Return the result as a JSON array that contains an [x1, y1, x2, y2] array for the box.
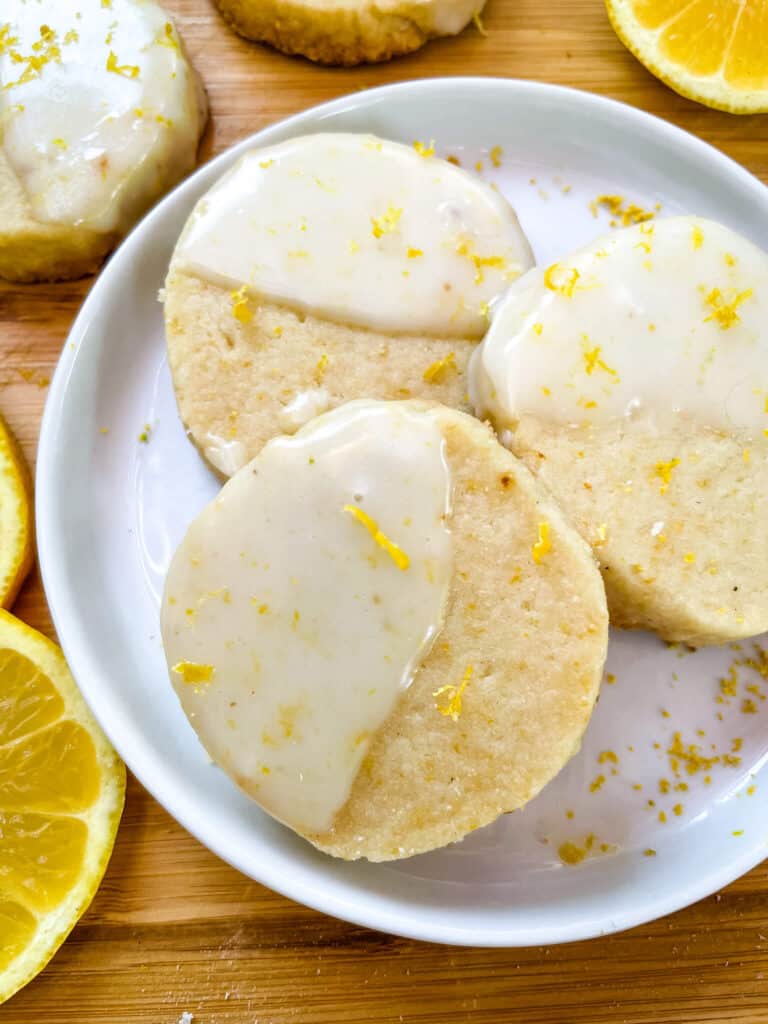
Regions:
[[203, 434, 249, 476], [470, 216, 768, 438], [277, 387, 331, 433], [161, 400, 453, 833], [173, 133, 532, 338], [414, 0, 482, 34], [0, 0, 203, 232]]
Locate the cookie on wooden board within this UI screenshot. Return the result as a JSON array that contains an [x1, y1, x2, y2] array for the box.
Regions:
[[214, 0, 487, 65], [0, 0, 207, 282]]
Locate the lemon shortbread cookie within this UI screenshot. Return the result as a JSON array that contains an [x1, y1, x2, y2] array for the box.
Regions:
[[214, 0, 487, 66], [161, 401, 608, 861], [471, 215, 768, 646], [164, 132, 533, 477], [0, 0, 207, 282]]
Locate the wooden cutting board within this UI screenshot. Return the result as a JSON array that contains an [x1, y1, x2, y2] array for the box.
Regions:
[[3, 1, 768, 1021]]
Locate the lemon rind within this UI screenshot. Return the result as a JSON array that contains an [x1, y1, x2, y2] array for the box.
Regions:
[[0, 610, 125, 1005], [606, 0, 768, 115]]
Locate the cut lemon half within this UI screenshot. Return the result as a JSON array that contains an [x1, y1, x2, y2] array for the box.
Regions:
[[606, 0, 768, 113], [0, 610, 125, 1005], [0, 415, 33, 608]]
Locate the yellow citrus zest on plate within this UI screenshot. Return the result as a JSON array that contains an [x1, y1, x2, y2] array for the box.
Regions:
[[343, 504, 410, 571], [0, 610, 125, 1005], [230, 284, 253, 325], [703, 286, 753, 329], [0, 414, 33, 608], [433, 664, 473, 721], [370, 205, 402, 239], [172, 660, 215, 684], [653, 457, 680, 495], [605, 0, 768, 114], [692, 224, 704, 249], [423, 352, 457, 383], [532, 521, 552, 564], [412, 139, 435, 158], [589, 194, 655, 226]]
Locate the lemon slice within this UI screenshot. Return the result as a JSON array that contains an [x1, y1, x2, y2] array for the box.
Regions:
[[606, 0, 768, 113], [0, 415, 33, 608], [0, 415, 32, 606], [0, 611, 125, 1005]]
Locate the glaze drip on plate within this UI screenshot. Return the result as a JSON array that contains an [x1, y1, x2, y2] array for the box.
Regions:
[[161, 400, 453, 833], [173, 132, 533, 338], [0, 0, 203, 232], [470, 216, 768, 437]]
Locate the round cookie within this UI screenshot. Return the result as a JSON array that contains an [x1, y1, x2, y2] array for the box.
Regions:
[[161, 400, 608, 861], [164, 132, 533, 477], [471, 215, 768, 646], [214, 0, 487, 66], [0, 0, 207, 282]]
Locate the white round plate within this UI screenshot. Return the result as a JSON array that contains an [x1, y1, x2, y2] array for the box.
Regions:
[[38, 79, 768, 946]]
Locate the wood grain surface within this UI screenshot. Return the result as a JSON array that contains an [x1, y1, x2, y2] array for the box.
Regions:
[[3, 1, 768, 1021]]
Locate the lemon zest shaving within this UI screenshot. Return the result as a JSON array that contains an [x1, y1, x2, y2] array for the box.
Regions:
[[344, 504, 410, 571], [581, 341, 618, 378], [156, 22, 180, 51], [413, 139, 435, 158], [371, 205, 402, 239], [106, 50, 140, 78], [653, 458, 680, 495], [456, 240, 507, 284], [423, 352, 457, 383], [703, 286, 753, 329], [544, 262, 582, 297], [558, 841, 586, 865], [532, 521, 551, 564], [407, 247, 423, 259], [172, 661, 215, 684], [691, 225, 704, 249], [591, 194, 655, 227], [3, 24, 61, 90], [433, 665, 473, 722], [490, 145, 503, 167], [0, 24, 19, 56], [231, 284, 253, 324]]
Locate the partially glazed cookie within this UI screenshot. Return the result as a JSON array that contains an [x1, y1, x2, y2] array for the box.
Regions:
[[161, 401, 608, 861], [214, 0, 487, 66], [471, 216, 768, 645], [164, 132, 533, 476], [0, 0, 207, 282]]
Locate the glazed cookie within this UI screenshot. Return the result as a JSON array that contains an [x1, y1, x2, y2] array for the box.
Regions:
[[161, 401, 608, 861], [471, 216, 768, 646], [0, 0, 206, 282], [214, 0, 487, 66], [164, 132, 533, 476]]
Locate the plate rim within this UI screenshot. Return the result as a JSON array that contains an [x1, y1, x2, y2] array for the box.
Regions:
[[36, 76, 768, 947]]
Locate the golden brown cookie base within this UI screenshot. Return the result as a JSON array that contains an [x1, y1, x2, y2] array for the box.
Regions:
[[508, 415, 768, 646], [215, 0, 480, 65], [298, 407, 608, 860]]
